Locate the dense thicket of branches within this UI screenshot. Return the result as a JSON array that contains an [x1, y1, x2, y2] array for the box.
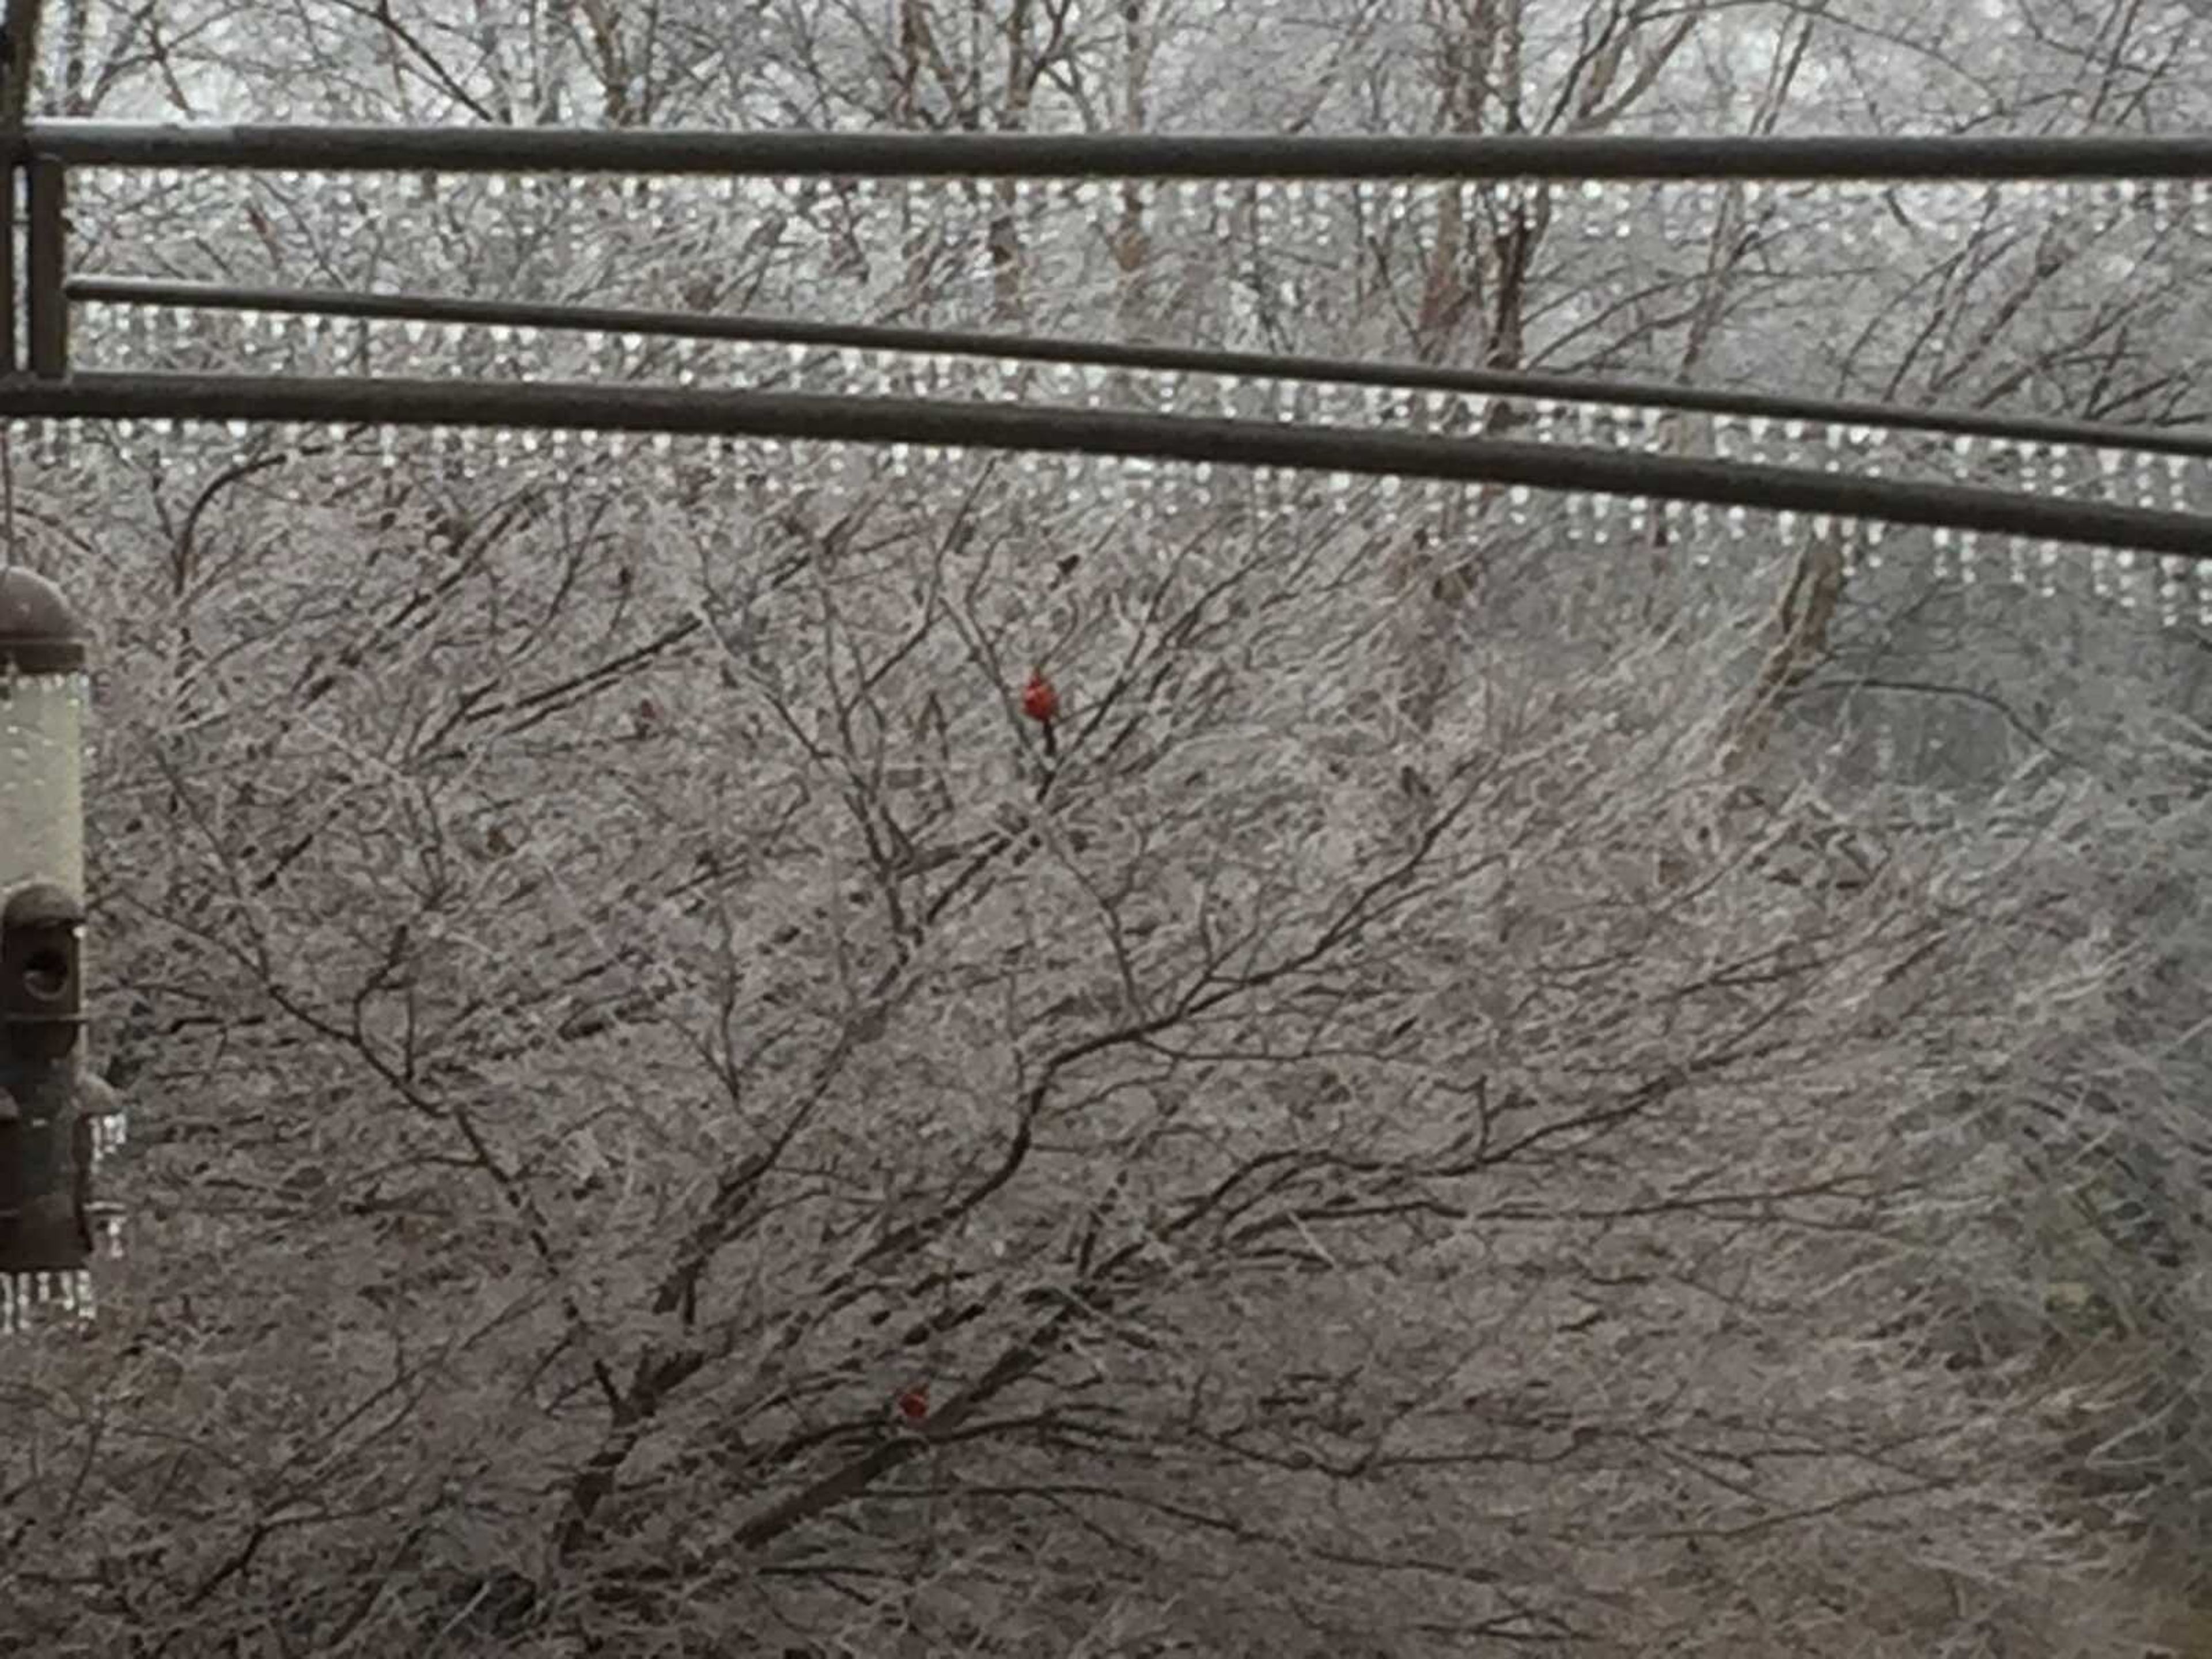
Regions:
[[8, 2, 2212, 1655]]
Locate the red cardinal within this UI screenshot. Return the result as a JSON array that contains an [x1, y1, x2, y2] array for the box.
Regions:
[[895, 1385, 930, 1425], [1022, 668, 1059, 758]]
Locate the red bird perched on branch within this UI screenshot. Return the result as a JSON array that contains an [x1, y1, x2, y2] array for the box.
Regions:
[[1022, 668, 1060, 758]]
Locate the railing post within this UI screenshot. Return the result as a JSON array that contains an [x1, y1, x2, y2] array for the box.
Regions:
[[1, 153, 15, 377], [0, 0, 44, 379], [24, 155, 63, 378]]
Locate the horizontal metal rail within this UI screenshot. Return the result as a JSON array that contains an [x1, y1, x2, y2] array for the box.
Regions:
[[5, 371, 2206, 557], [18, 123, 2212, 180], [72, 274, 2212, 463]]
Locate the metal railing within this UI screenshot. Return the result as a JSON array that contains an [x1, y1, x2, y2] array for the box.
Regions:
[[17, 123, 2212, 179], [5, 119, 2212, 556]]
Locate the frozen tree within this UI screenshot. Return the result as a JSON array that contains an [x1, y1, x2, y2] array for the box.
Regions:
[[6, 0, 2212, 1652]]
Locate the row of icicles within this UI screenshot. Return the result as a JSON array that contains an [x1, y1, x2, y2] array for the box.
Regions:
[[0, 1268, 96, 1334], [81, 168, 2212, 253], [75, 300, 2211, 491], [1, 1110, 126, 1336], [15, 403, 2212, 624], [74, 300, 2212, 505]]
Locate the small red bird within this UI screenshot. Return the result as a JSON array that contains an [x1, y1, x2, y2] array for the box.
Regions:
[[895, 1385, 930, 1424], [1022, 668, 1059, 757]]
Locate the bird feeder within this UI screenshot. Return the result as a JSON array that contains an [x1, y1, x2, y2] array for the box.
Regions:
[[0, 569, 118, 1331]]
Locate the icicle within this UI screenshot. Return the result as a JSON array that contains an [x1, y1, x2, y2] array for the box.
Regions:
[[2096, 447, 2124, 501], [1838, 518, 1861, 579], [1209, 178, 1240, 238], [2161, 554, 2188, 628], [1125, 456, 1157, 530], [1726, 503, 1748, 543], [1252, 178, 1282, 251], [94, 303, 131, 369], [108, 302, 143, 368], [1385, 180, 1414, 233], [1863, 519, 1887, 573], [2150, 179, 2185, 240], [1578, 179, 1607, 240], [1958, 531, 1979, 588], [1274, 179, 1312, 251], [1506, 481, 1531, 529], [1416, 475, 1445, 548], [1589, 490, 1613, 546]]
